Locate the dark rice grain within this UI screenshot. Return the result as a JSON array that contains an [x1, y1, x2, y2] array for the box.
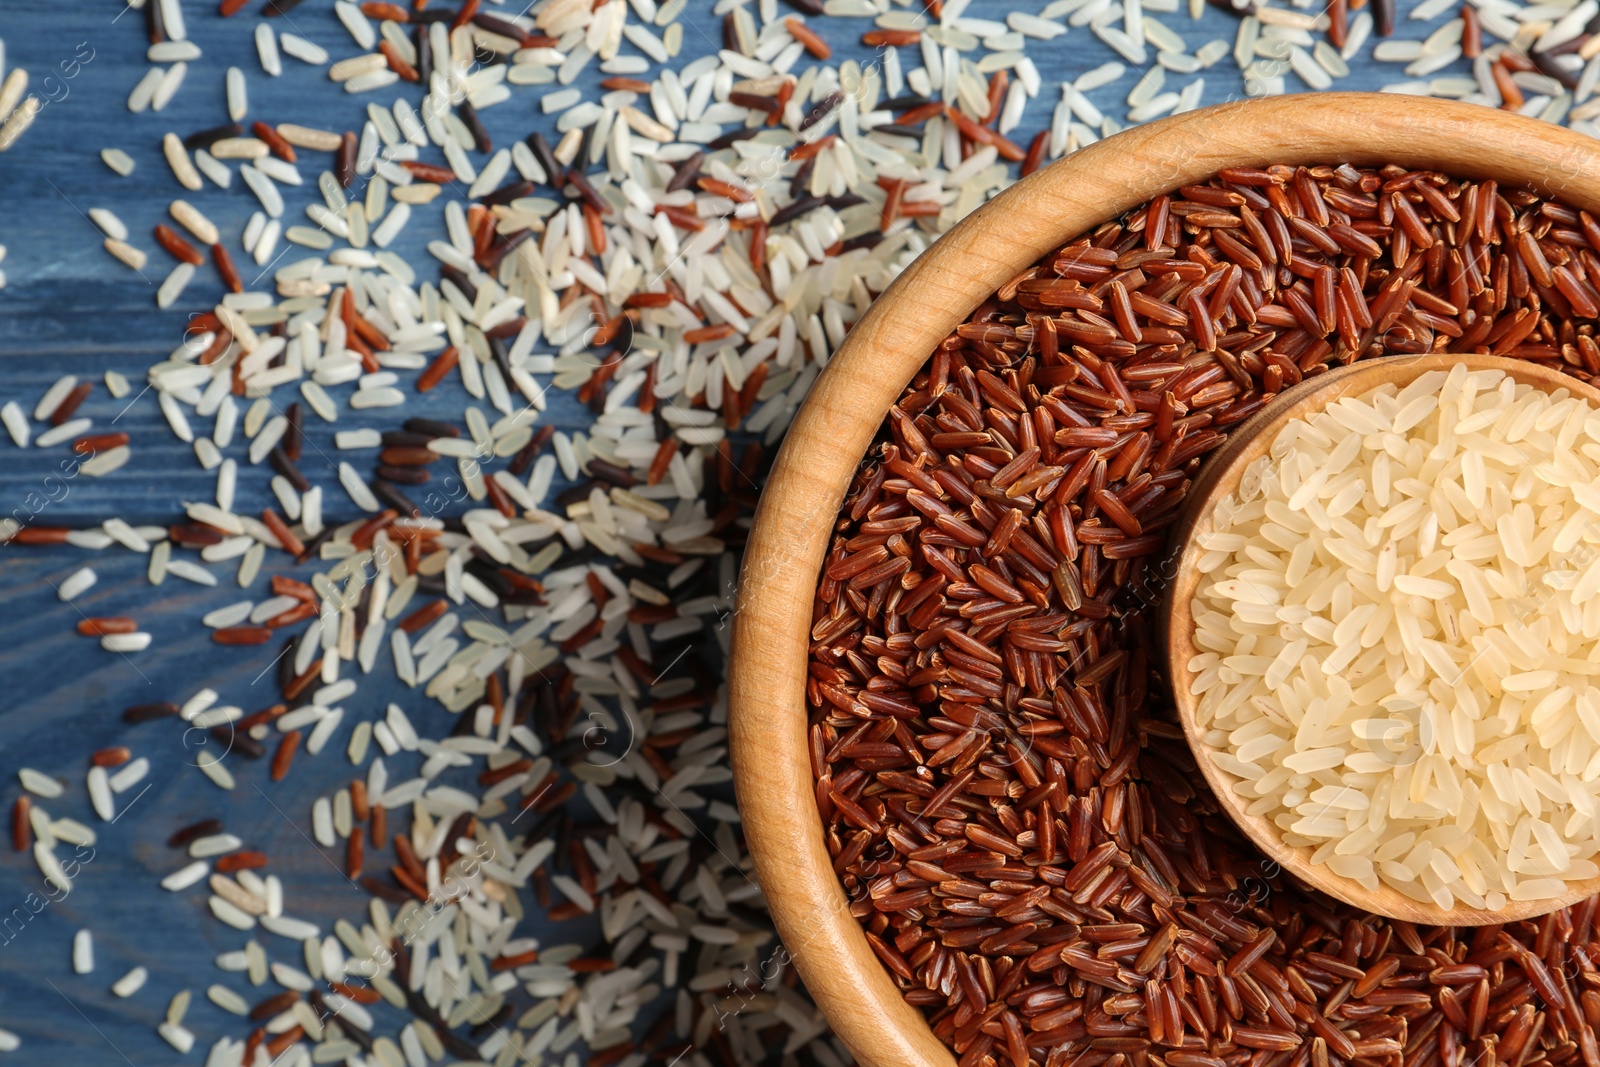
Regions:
[[811, 163, 1600, 1067]]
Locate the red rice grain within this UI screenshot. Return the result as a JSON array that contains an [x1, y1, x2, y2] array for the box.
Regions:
[[12, 796, 29, 852], [812, 163, 1600, 1067], [270, 731, 300, 781]]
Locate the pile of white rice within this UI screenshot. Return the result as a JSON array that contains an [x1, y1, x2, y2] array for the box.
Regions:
[[1189, 362, 1600, 912]]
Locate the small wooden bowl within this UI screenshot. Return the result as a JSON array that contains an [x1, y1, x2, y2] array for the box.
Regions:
[[729, 95, 1600, 1067], [1163, 353, 1600, 927]]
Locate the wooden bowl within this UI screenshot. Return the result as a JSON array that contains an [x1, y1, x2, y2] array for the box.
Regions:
[[728, 94, 1600, 1067], [1162, 353, 1600, 927]]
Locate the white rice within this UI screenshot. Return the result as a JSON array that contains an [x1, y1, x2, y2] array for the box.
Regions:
[[206, 985, 249, 1015], [1192, 365, 1600, 912], [225, 66, 247, 121], [35, 418, 90, 449], [190, 833, 242, 858], [58, 567, 96, 601], [161, 861, 209, 892], [255, 24, 281, 77], [108, 758, 149, 793], [102, 633, 152, 653], [112, 967, 148, 997], [18, 768, 62, 798], [73, 928, 94, 974], [87, 766, 114, 820], [34, 375, 76, 421], [101, 148, 135, 176], [1, 401, 28, 447]]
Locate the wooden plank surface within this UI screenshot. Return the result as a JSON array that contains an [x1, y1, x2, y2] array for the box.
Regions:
[[0, 0, 1458, 1060]]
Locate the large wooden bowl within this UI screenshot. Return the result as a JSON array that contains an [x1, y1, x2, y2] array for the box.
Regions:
[[1163, 353, 1600, 927], [728, 94, 1600, 1067]]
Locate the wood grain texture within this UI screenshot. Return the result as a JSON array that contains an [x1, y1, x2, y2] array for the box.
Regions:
[[0, 4, 1461, 1060], [1164, 353, 1600, 927], [0, 0, 1592, 1055], [0, 2, 660, 1058], [728, 95, 1600, 1067]]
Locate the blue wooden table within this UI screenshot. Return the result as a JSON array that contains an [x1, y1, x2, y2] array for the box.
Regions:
[[0, 0, 1484, 1060]]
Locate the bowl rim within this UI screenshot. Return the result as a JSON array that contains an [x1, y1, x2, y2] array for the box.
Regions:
[[728, 93, 1600, 1067], [1162, 352, 1600, 928]]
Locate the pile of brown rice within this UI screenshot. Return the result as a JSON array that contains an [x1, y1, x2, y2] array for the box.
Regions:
[[810, 162, 1600, 1067]]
